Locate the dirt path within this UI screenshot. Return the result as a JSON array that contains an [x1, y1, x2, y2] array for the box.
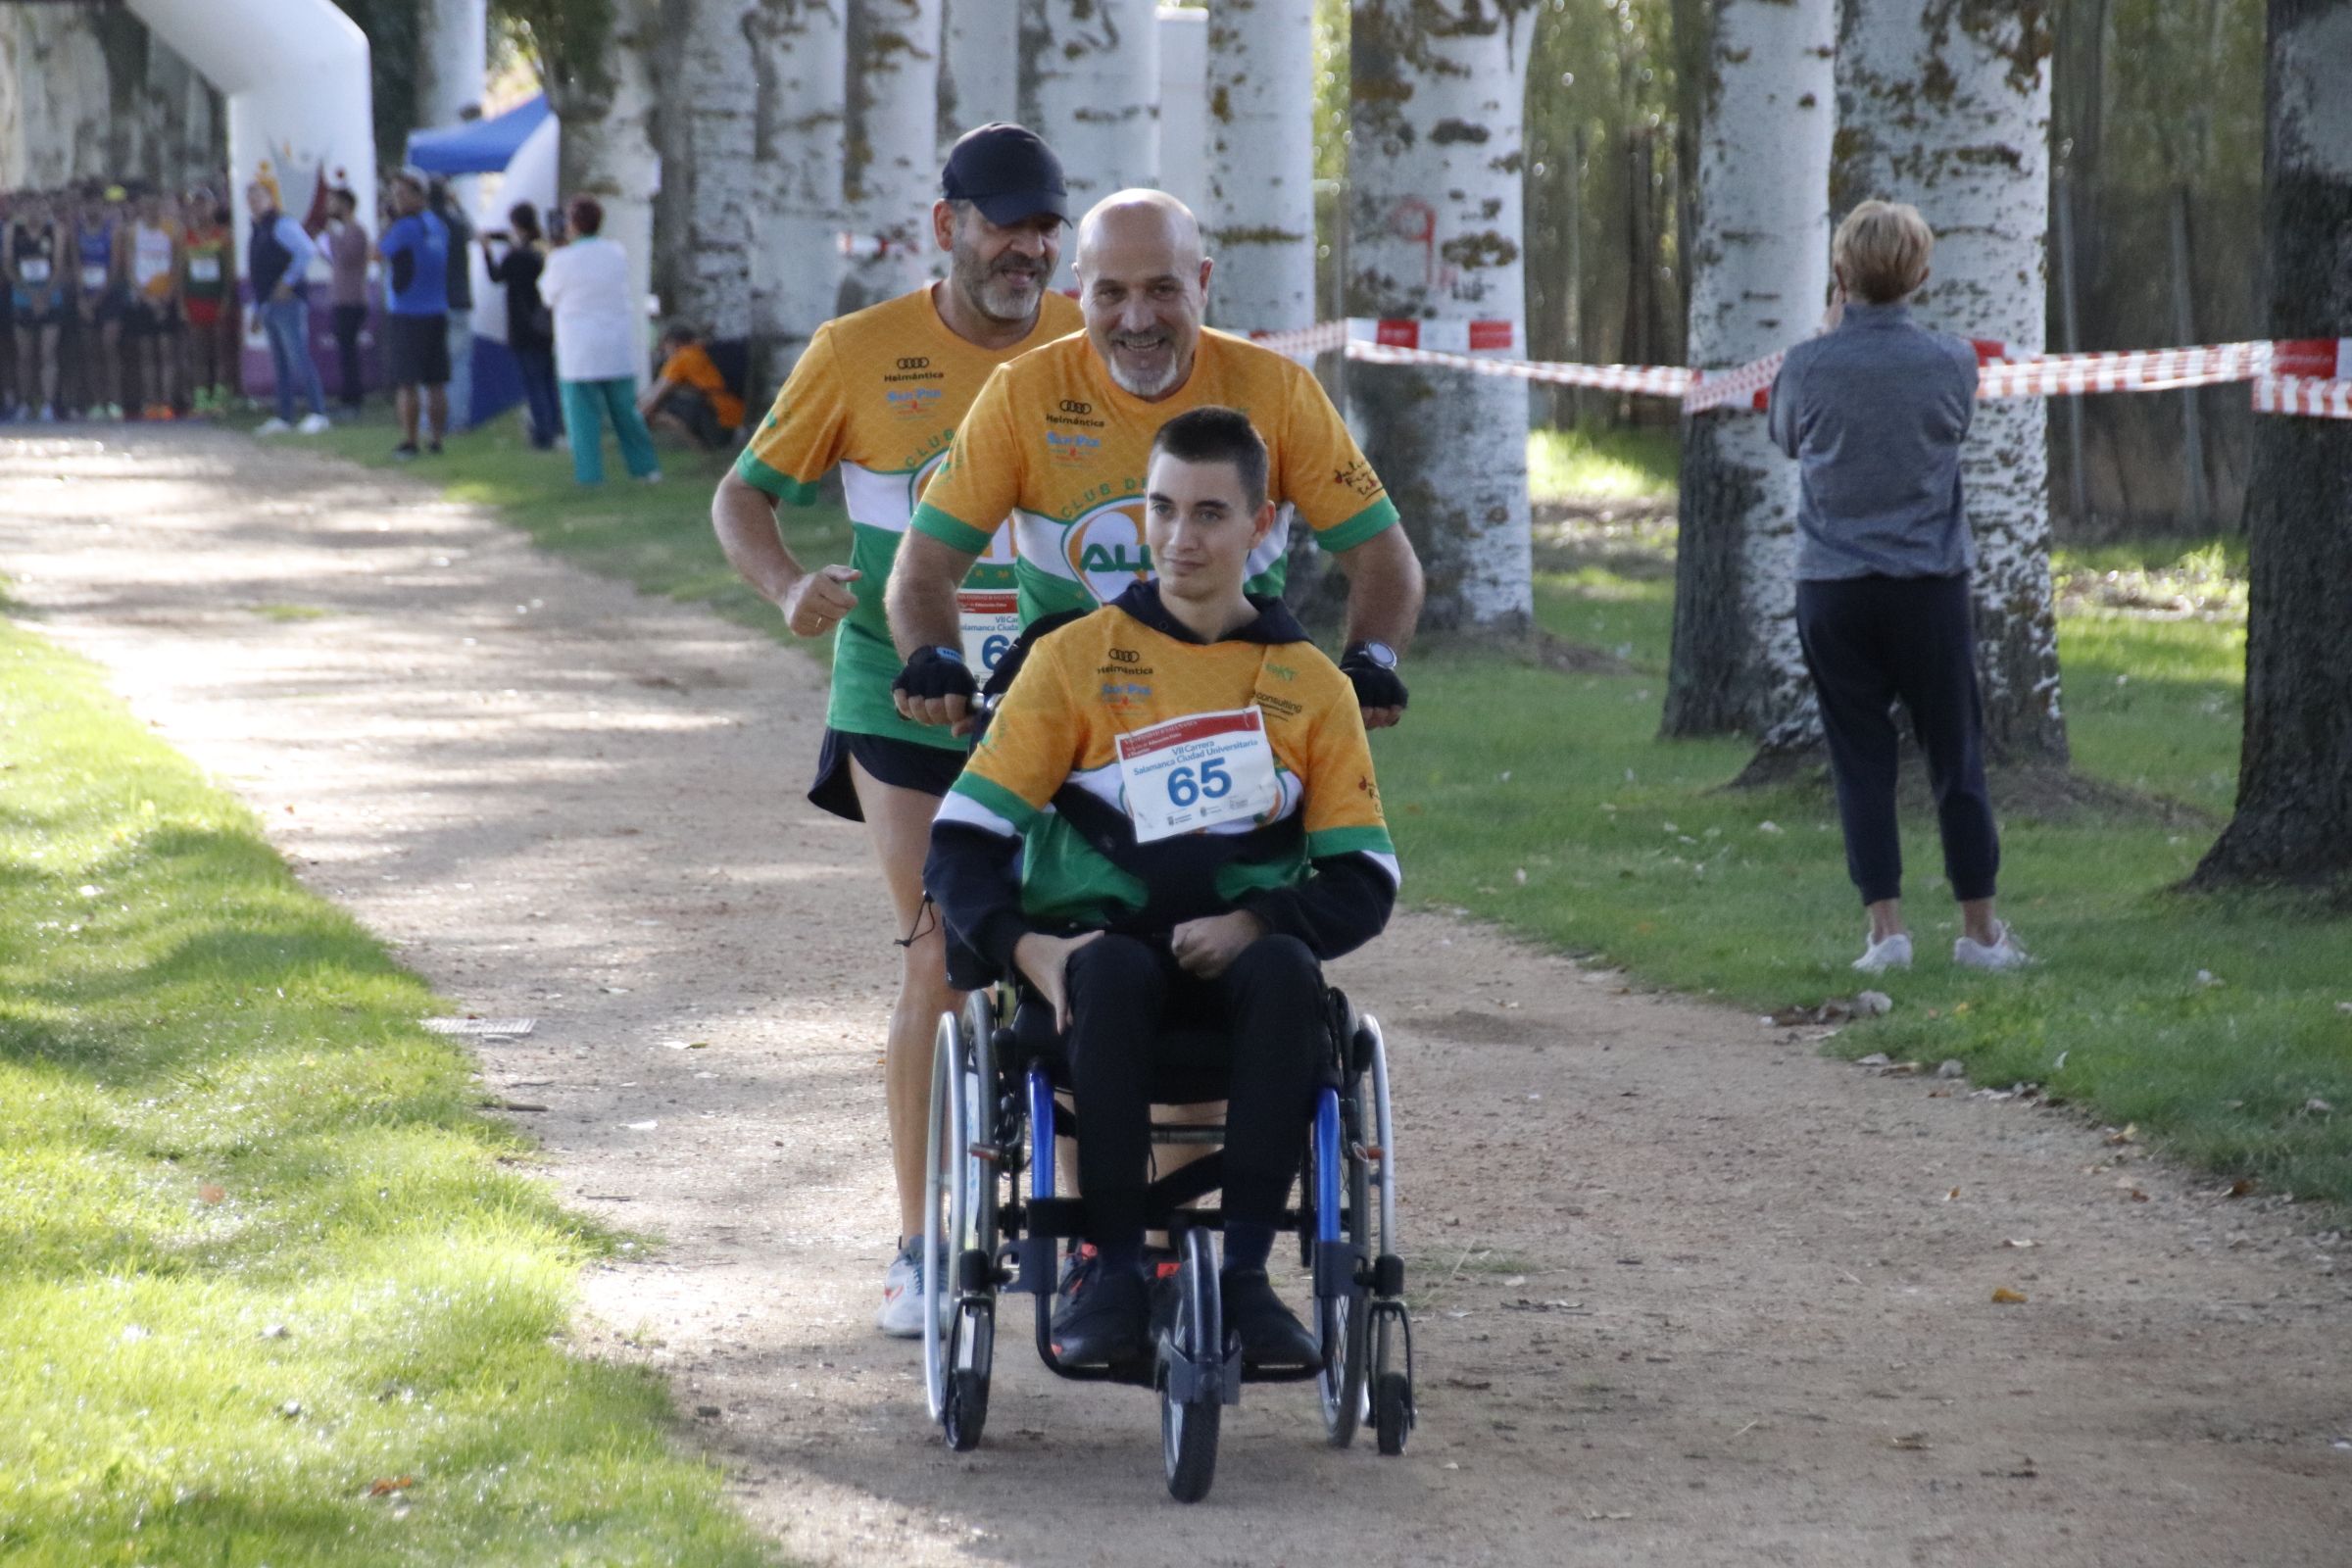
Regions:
[[7, 428, 2346, 1566]]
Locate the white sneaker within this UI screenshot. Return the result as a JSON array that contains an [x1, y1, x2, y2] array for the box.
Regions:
[[635, 469, 665, 485], [296, 413, 331, 435], [254, 417, 291, 436], [1954, 924, 2032, 972], [877, 1240, 927, 1338], [1853, 931, 1913, 974]]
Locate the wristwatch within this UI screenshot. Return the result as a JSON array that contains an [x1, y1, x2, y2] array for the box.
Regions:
[[1354, 640, 1399, 670]]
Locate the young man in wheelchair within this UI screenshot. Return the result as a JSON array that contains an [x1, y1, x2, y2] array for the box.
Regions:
[[924, 406, 1399, 1369]]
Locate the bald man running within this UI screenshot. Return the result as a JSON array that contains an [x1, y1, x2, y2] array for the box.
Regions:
[[884, 189, 1423, 735]]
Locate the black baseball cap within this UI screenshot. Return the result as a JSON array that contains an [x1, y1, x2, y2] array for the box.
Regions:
[[941, 122, 1068, 225]]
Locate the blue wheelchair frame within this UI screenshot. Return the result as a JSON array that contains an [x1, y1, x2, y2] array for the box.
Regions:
[[921, 983, 1416, 1501]]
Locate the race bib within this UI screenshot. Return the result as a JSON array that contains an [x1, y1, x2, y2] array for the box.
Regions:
[[957, 589, 1020, 680], [187, 255, 220, 283], [19, 258, 49, 284], [1114, 706, 1280, 844], [80, 263, 107, 291]]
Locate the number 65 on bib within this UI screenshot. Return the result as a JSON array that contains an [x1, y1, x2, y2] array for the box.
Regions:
[[1114, 706, 1282, 844]]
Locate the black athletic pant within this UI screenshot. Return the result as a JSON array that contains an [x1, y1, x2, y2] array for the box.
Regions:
[[331, 304, 367, 408], [1795, 572, 2000, 906], [1058, 932, 1325, 1253]]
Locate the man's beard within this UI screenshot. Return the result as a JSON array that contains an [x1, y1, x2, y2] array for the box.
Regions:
[[1102, 334, 1188, 399], [953, 249, 1046, 325]]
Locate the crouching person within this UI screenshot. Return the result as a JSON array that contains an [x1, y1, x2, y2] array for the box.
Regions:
[[925, 407, 1400, 1369]]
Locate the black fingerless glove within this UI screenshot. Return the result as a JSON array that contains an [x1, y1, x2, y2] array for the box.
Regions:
[[1340, 642, 1408, 712], [892, 645, 978, 704]]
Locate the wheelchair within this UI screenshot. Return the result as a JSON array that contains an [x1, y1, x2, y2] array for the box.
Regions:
[[917, 977, 1416, 1502]]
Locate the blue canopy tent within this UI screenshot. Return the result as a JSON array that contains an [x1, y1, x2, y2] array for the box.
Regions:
[[405, 94, 551, 175], [402, 96, 554, 430]]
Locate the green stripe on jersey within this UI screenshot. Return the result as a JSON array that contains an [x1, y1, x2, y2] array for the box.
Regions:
[[910, 502, 997, 557], [1316, 496, 1401, 556], [735, 449, 821, 506]]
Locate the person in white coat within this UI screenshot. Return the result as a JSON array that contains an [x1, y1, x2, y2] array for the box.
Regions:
[[535, 194, 661, 485]]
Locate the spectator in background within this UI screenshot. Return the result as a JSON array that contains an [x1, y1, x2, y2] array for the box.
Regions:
[[377, 168, 450, 459], [244, 178, 330, 436], [639, 322, 743, 451], [324, 186, 371, 412], [537, 194, 661, 486], [180, 189, 233, 415], [482, 201, 557, 449], [6, 189, 67, 421], [429, 176, 474, 431], [74, 183, 127, 419], [1768, 200, 2027, 977]]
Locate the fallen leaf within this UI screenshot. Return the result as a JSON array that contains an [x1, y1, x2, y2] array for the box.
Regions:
[[1892, 1432, 1932, 1450], [2228, 1177, 2258, 1199], [2105, 1124, 2138, 1146], [1991, 1287, 2029, 1304], [198, 1183, 226, 1204], [2002, 1238, 2037, 1250], [368, 1477, 416, 1496], [1943, 1187, 1962, 1201]]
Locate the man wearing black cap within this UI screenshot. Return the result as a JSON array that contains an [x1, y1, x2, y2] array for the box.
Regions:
[[710, 122, 1082, 1340]]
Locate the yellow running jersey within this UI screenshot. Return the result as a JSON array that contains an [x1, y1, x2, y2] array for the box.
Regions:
[[909, 328, 1399, 623], [734, 285, 1083, 747]]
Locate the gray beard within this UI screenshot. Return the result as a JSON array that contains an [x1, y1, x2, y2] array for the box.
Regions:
[[954, 258, 1045, 326], [1104, 345, 1185, 399]]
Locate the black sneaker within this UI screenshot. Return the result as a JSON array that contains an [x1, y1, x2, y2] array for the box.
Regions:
[[392, 442, 419, 462], [1221, 1267, 1319, 1369], [1051, 1260, 1150, 1366]]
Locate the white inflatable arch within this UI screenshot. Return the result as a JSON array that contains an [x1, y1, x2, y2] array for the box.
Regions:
[[123, 0, 375, 219]]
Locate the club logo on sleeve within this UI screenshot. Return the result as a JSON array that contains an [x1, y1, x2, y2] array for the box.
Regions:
[[1063, 499, 1152, 603]]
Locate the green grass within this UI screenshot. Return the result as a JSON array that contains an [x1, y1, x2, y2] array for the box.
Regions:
[[0, 610, 779, 1565], [1526, 423, 1680, 504], [299, 416, 2351, 1207]]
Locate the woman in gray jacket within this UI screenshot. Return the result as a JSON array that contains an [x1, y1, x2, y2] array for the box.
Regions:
[[1768, 201, 2029, 976]]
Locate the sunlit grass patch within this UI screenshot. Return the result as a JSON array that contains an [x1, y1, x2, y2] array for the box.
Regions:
[[0, 615, 779, 1565], [1527, 423, 1680, 504]]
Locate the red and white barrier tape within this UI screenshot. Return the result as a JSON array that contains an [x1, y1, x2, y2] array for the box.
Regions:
[[1289, 319, 2352, 421]]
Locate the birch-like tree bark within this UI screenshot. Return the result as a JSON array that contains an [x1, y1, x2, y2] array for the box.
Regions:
[[749, 0, 848, 378], [1021, 0, 1159, 283], [416, 0, 489, 126], [939, 0, 1017, 151], [1837, 0, 2066, 763], [1348, 0, 1535, 632], [843, 0, 942, 311], [658, 0, 760, 342], [1205, 0, 1316, 335], [543, 0, 662, 364], [0, 5, 221, 191], [1661, 0, 1835, 746], [2192, 0, 2352, 887]]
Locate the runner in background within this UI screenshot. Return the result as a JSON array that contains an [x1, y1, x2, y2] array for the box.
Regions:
[[708, 122, 1081, 1338], [6, 190, 67, 422], [74, 184, 128, 420], [180, 190, 234, 416], [120, 188, 183, 418]]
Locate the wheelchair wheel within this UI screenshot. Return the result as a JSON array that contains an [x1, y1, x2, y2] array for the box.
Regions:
[[1365, 1016, 1415, 1457], [924, 1004, 999, 1439], [1314, 1075, 1373, 1448], [1375, 1368, 1411, 1456], [1160, 1226, 1223, 1503]]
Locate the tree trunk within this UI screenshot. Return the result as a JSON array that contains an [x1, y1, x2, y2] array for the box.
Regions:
[[0, 4, 222, 191], [658, 0, 760, 343], [1661, 0, 1835, 746], [415, 0, 488, 127], [939, 0, 1017, 151], [749, 0, 848, 381], [546, 0, 662, 368], [843, 0, 942, 312], [2191, 0, 2352, 888], [1348, 0, 1535, 634], [1021, 0, 1159, 283], [1836, 0, 2067, 764], [1203, 0, 1315, 336]]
